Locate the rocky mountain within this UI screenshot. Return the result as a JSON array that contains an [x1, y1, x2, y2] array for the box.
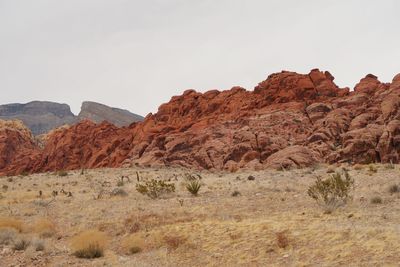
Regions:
[[0, 101, 76, 135], [1, 68, 400, 176], [0, 101, 143, 135], [78, 101, 144, 127]]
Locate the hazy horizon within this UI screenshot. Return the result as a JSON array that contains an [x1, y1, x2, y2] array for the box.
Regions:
[[1, 0, 399, 116]]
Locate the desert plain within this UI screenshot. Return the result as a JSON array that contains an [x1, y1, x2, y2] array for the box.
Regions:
[[0, 164, 400, 266]]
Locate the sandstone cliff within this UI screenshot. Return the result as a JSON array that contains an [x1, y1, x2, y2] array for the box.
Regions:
[[1, 69, 400, 175]]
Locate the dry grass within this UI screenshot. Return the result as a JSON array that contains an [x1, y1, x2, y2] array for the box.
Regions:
[[122, 234, 145, 254], [276, 231, 290, 248], [389, 184, 400, 194], [70, 230, 108, 259], [371, 196, 383, 204], [33, 218, 56, 238], [0, 217, 24, 232], [163, 234, 187, 250], [0, 228, 17, 245], [2, 166, 400, 265]]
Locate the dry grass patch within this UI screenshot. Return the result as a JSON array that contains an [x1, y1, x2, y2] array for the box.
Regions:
[[33, 218, 56, 238], [371, 196, 383, 204], [163, 234, 187, 250], [70, 230, 108, 259], [389, 184, 400, 194], [122, 234, 145, 254], [276, 231, 290, 248], [0, 228, 18, 245], [0, 217, 24, 232]]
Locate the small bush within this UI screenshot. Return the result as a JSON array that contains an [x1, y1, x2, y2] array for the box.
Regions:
[[231, 190, 241, 197], [0, 228, 17, 245], [33, 239, 45, 251], [57, 170, 68, 177], [33, 218, 56, 238], [71, 230, 108, 259], [368, 164, 377, 174], [389, 184, 400, 194], [186, 180, 201, 196], [385, 161, 395, 169], [13, 238, 30, 251], [0, 217, 24, 232], [122, 235, 145, 255], [276, 231, 289, 248], [110, 188, 128, 197], [371, 196, 383, 204], [136, 179, 175, 199], [307, 171, 354, 213]]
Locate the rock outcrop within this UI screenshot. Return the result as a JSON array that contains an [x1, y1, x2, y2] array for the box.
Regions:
[[78, 101, 143, 127], [1, 69, 400, 175], [0, 101, 143, 135]]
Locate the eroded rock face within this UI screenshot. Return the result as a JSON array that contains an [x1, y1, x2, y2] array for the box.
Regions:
[[1, 69, 400, 175], [0, 120, 40, 175]]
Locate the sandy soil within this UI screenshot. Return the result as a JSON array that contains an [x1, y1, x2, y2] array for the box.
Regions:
[[1, 164, 400, 266]]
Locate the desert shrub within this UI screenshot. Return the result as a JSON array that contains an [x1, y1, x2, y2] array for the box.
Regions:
[[371, 196, 383, 204], [57, 170, 68, 177], [368, 164, 377, 174], [186, 180, 201, 196], [20, 171, 29, 177], [110, 188, 128, 197], [33, 218, 56, 238], [32, 239, 45, 251], [276, 231, 289, 248], [71, 230, 108, 259], [389, 184, 400, 194], [13, 238, 30, 251], [0, 228, 17, 245], [385, 161, 395, 169], [0, 217, 24, 232], [136, 179, 175, 199], [307, 171, 354, 213], [231, 190, 241, 197], [122, 235, 145, 254]]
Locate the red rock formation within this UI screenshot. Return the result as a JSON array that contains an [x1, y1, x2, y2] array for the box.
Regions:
[[0, 120, 40, 175], [1, 69, 400, 175]]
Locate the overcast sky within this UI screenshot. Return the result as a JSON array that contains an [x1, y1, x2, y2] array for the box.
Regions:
[[0, 0, 399, 116]]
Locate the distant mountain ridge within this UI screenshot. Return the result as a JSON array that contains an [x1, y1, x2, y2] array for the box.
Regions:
[[0, 101, 143, 135]]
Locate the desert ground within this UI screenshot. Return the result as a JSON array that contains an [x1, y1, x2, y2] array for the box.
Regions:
[[1, 164, 400, 267]]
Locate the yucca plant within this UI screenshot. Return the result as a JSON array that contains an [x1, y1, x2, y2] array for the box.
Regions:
[[186, 180, 201, 196]]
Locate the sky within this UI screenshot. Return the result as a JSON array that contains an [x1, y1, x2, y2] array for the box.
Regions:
[[0, 0, 399, 116]]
